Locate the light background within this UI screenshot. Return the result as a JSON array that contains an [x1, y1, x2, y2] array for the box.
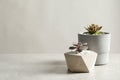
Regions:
[[0, 0, 119, 53]]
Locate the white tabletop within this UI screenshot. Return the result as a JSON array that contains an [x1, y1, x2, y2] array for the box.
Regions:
[[0, 53, 119, 80]]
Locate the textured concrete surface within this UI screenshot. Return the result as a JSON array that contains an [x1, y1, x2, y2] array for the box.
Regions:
[[0, 53, 119, 80]]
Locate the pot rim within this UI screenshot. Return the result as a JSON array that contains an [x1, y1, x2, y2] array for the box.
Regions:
[[78, 32, 111, 36]]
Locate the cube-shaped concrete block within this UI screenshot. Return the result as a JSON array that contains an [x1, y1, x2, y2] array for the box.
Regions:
[[64, 50, 97, 73]]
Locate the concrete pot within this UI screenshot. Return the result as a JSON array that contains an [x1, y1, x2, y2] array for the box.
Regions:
[[78, 33, 111, 65], [64, 50, 97, 73]]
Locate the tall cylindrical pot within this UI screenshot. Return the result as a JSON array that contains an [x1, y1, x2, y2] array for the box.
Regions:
[[78, 33, 111, 65]]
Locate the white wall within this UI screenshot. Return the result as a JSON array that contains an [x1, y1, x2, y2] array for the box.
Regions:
[[0, 0, 120, 53]]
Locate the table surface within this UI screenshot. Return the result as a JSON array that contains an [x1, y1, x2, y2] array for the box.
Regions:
[[0, 53, 120, 80]]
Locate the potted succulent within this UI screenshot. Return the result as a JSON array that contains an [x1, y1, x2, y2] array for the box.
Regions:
[[78, 24, 111, 65], [64, 42, 97, 73]]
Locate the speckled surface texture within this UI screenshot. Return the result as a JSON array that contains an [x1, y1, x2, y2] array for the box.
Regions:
[[0, 53, 119, 80]]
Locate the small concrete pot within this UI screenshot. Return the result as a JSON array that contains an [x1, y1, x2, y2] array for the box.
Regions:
[[78, 33, 111, 65], [64, 50, 97, 73]]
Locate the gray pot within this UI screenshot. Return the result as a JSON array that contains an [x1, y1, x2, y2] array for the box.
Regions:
[[78, 32, 111, 65]]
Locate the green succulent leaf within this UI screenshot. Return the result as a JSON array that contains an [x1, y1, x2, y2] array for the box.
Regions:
[[85, 24, 103, 35]]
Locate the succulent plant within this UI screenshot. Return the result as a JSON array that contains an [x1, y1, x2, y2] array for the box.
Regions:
[[85, 24, 103, 35], [69, 42, 88, 53]]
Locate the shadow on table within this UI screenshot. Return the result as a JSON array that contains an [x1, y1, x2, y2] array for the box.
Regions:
[[38, 60, 68, 74], [37, 60, 89, 74], [13, 60, 83, 75]]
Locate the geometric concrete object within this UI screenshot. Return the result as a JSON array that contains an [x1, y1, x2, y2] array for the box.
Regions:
[[64, 50, 97, 73]]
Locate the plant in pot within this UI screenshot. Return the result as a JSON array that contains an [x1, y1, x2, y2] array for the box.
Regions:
[[78, 24, 111, 65], [64, 42, 97, 73]]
